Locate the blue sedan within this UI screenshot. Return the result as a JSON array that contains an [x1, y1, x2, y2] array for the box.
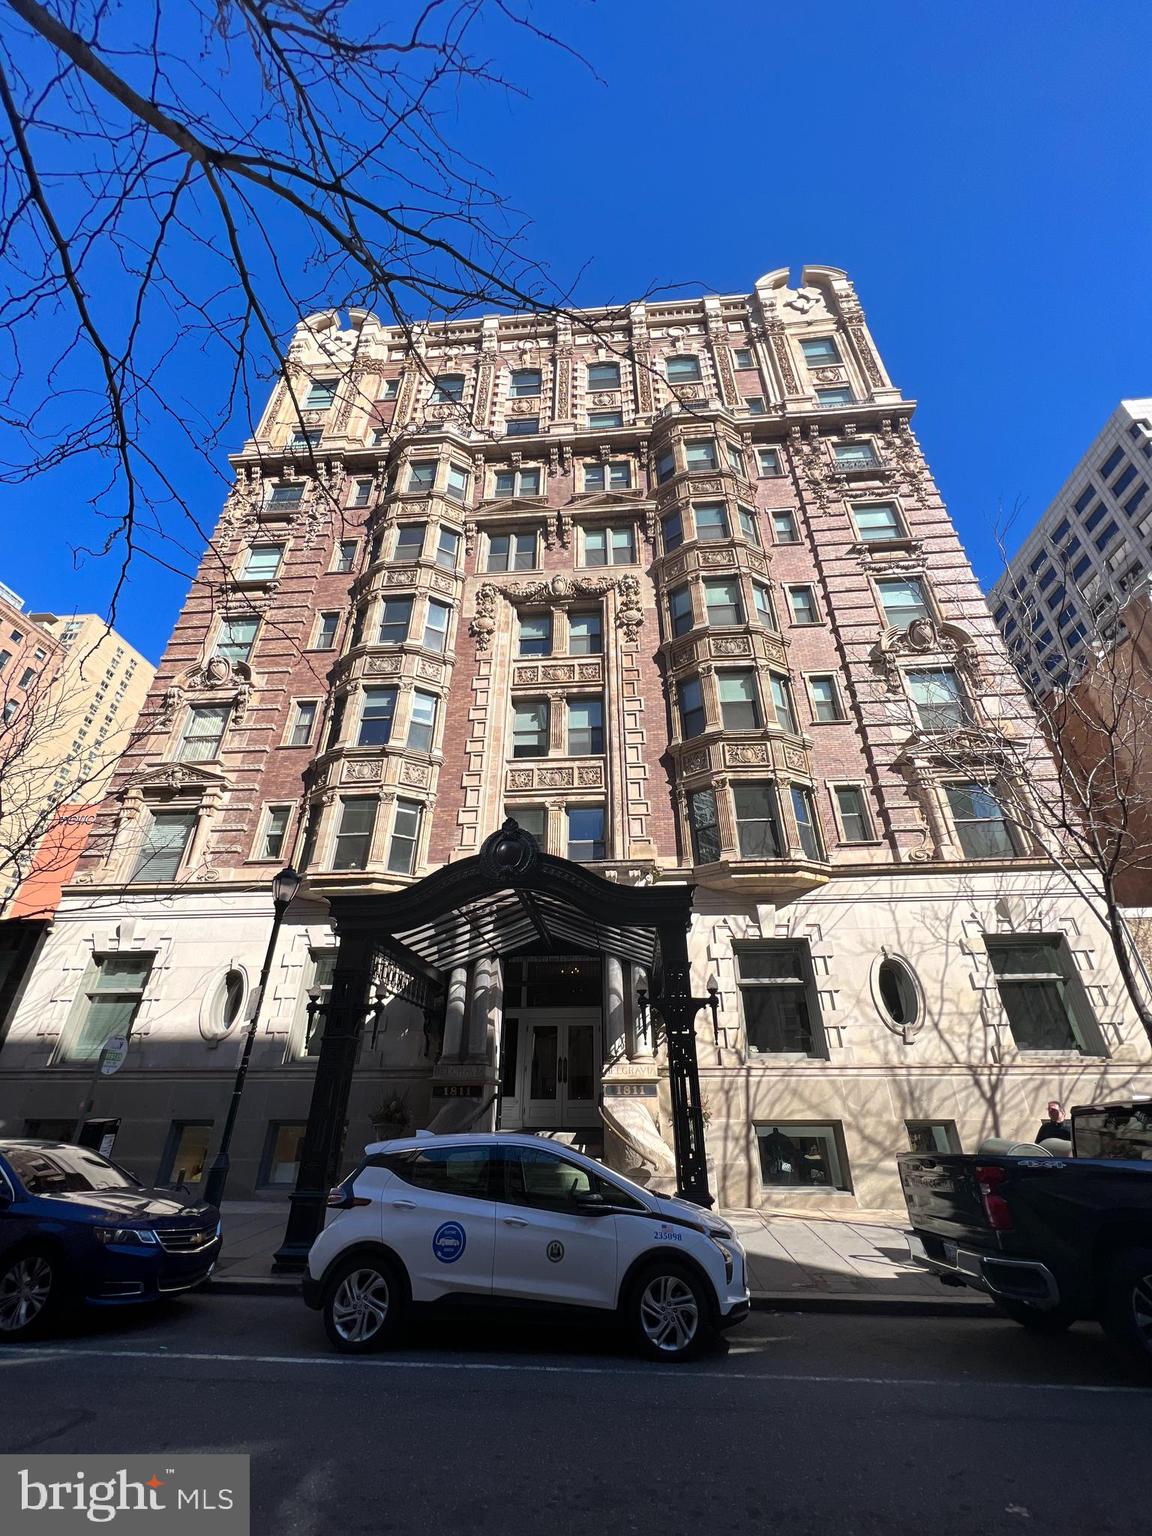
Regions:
[[0, 1140, 221, 1340]]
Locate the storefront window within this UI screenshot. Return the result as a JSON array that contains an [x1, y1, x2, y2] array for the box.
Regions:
[[756, 1124, 849, 1190]]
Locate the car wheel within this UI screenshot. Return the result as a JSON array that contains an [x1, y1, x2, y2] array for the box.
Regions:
[[993, 1297, 1076, 1333], [322, 1254, 406, 1354], [1102, 1246, 1152, 1374], [0, 1250, 63, 1342], [629, 1263, 713, 1363]]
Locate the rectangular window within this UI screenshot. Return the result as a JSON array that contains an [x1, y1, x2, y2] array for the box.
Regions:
[[1083, 503, 1105, 532], [423, 600, 451, 653], [407, 460, 437, 491], [351, 477, 373, 508], [791, 786, 823, 860], [446, 464, 470, 501], [1073, 486, 1096, 513], [1112, 463, 1137, 497], [488, 531, 539, 571], [495, 467, 542, 499], [394, 524, 426, 561], [758, 448, 782, 477], [733, 348, 755, 370], [834, 785, 872, 842], [907, 1122, 960, 1155], [568, 697, 604, 755], [358, 687, 397, 746], [310, 612, 339, 651], [685, 439, 718, 471], [808, 675, 843, 723], [666, 355, 701, 383], [304, 378, 337, 410], [158, 1122, 212, 1188], [513, 700, 550, 757], [506, 805, 547, 843], [907, 668, 968, 730], [739, 945, 818, 1055], [260, 805, 292, 860], [772, 510, 799, 544], [407, 691, 438, 752], [435, 527, 461, 569], [333, 798, 376, 870], [388, 799, 423, 874], [694, 502, 729, 542], [744, 396, 767, 415], [787, 585, 818, 625], [1094, 519, 1120, 552], [719, 671, 762, 729], [431, 375, 464, 405], [178, 705, 228, 762], [733, 783, 783, 859], [259, 1123, 307, 1187], [946, 783, 1018, 858], [333, 539, 358, 574], [567, 610, 602, 655], [66, 954, 153, 1062], [583, 525, 636, 565], [242, 544, 283, 581], [852, 502, 903, 541], [587, 361, 620, 390], [757, 1124, 847, 1189], [661, 510, 684, 552], [268, 482, 304, 510], [679, 677, 706, 738], [770, 673, 797, 733], [833, 441, 877, 470], [876, 577, 930, 629], [752, 582, 777, 630], [566, 806, 605, 862], [656, 450, 676, 484], [986, 938, 1087, 1052], [801, 337, 840, 364], [518, 613, 552, 657], [689, 789, 721, 863], [669, 585, 695, 636], [506, 417, 540, 437], [1124, 484, 1148, 517], [583, 460, 632, 491], [510, 368, 541, 398], [289, 430, 321, 454], [1100, 446, 1125, 477], [815, 387, 853, 406], [704, 579, 743, 627], [288, 700, 318, 747], [377, 598, 413, 646], [737, 505, 761, 546], [215, 616, 258, 664], [588, 410, 623, 431], [130, 811, 196, 884], [727, 443, 746, 475]]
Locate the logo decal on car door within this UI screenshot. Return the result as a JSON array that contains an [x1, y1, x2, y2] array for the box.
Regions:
[[546, 1241, 565, 1263], [432, 1221, 467, 1264]]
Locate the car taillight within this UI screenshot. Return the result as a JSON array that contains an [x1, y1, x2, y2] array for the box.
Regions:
[[976, 1164, 1013, 1231]]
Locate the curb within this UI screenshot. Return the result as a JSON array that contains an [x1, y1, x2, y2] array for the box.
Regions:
[[209, 1276, 300, 1297]]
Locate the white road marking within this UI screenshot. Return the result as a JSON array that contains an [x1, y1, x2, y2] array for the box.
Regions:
[[1, 1345, 1148, 1394]]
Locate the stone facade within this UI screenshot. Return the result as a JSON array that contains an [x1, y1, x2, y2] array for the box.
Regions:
[[2, 266, 1149, 1210]]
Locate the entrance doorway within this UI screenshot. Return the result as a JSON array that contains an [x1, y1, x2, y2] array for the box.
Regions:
[[498, 957, 602, 1131]]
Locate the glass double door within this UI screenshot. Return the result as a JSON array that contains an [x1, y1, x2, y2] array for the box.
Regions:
[[502, 1010, 601, 1129]]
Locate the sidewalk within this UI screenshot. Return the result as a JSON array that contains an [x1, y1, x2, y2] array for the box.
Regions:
[[212, 1201, 990, 1314]]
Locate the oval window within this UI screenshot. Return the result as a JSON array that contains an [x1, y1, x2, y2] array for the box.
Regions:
[[876, 957, 920, 1030], [221, 970, 245, 1029]]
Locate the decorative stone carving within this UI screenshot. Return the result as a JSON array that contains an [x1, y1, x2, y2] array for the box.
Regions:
[[726, 743, 770, 766], [577, 765, 603, 786], [712, 636, 752, 657], [469, 582, 500, 652], [783, 745, 809, 772], [538, 768, 574, 788], [691, 477, 723, 494], [344, 760, 383, 782], [401, 761, 432, 787], [364, 654, 403, 675], [510, 397, 538, 415], [507, 769, 534, 790], [615, 573, 644, 645], [680, 749, 709, 776], [540, 664, 576, 683]]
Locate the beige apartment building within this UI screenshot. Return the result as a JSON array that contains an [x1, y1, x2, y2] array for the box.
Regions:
[[2, 265, 1149, 1226]]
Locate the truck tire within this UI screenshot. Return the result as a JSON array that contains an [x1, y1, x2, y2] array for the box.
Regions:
[[993, 1297, 1076, 1333], [1102, 1246, 1152, 1373]]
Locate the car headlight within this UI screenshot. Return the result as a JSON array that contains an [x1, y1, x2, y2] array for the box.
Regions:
[[708, 1235, 736, 1282], [94, 1227, 159, 1246]]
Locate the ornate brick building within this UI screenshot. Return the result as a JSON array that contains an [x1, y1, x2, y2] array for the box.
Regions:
[[3, 265, 1148, 1213]]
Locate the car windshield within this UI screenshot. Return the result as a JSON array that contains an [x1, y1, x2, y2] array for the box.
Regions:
[[4, 1145, 142, 1195], [1073, 1106, 1152, 1161]]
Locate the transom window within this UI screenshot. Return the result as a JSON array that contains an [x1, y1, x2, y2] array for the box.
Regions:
[[488, 531, 539, 572], [800, 337, 840, 365], [719, 671, 761, 729], [407, 691, 438, 751], [568, 611, 602, 655], [946, 783, 1019, 859], [738, 943, 819, 1055], [509, 368, 542, 398], [513, 700, 550, 757], [704, 579, 743, 627], [358, 687, 397, 747], [666, 355, 701, 383], [583, 525, 636, 566], [693, 502, 729, 541], [907, 668, 968, 730], [587, 361, 621, 390], [689, 789, 720, 864], [567, 697, 604, 755], [853, 502, 903, 541], [876, 577, 930, 630], [583, 461, 632, 491], [518, 613, 552, 657], [986, 938, 1089, 1053], [494, 467, 542, 498]]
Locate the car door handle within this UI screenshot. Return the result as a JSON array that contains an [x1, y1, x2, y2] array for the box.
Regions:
[[502, 1216, 529, 1227], [391, 1200, 417, 1210]]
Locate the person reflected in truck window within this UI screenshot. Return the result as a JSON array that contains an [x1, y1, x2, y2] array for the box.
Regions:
[[1035, 1100, 1072, 1143]]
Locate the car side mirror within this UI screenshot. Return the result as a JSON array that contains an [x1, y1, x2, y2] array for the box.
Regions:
[[572, 1191, 611, 1216]]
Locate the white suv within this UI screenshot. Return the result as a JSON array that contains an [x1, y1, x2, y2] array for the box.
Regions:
[[303, 1132, 749, 1362]]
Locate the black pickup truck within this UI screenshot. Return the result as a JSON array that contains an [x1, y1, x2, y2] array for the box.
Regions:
[[899, 1099, 1152, 1369]]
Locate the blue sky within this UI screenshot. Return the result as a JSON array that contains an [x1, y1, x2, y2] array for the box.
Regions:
[[3, 0, 1150, 662]]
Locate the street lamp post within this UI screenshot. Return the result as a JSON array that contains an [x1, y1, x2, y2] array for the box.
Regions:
[[202, 866, 301, 1209]]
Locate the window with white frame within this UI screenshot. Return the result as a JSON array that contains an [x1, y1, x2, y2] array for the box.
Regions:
[[258, 805, 292, 860], [357, 687, 397, 746], [487, 530, 539, 571], [833, 785, 872, 842], [737, 505, 761, 546], [407, 691, 438, 752], [770, 674, 796, 733], [985, 937, 1095, 1053], [567, 697, 604, 755], [666, 355, 701, 384], [807, 675, 843, 722], [876, 577, 930, 630], [568, 610, 602, 656], [351, 477, 373, 508], [407, 460, 437, 491], [509, 368, 541, 398], [757, 448, 782, 477], [752, 582, 777, 630], [791, 786, 823, 860], [757, 1124, 848, 1189], [727, 443, 746, 475], [312, 612, 340, 651], [388, 800, 423, 874], [377, 598, 413, 646], [583, 461, 631, 491], [852, 502, 903, 542], [800, 337, 840, 365], [738, 942, 821, 1055], [583, 525, 636, 566], [130, 810, 196, 884], [288, 700, 318, 747], [304, 378, 337, 410], [63, 954, 154, 1062], [733, 348, 755, 370], [587, 361, 620, 390], [566, 806, 605, 862], [684, 439, 718, 471], [907, 668, 968, 730], [835, 440, 879, 469], [435, 527, 461, 569], [332, 798, 376, 870], [422, 600, 451, 653], [786, 585, 818, 626], [267, 483, 304, 511], [946, 783, 1019, 859], [704, 579, 743, 627], [733, 783, 784, 859], [394, 524, 426, 561], [214, 616, 258, 664], [513, 699, 549, 757], [494, 466, 542, 499], [518, 613, 552, 657], [446, 464, 470, 501], [242, 544, 283, 581], [718, 671, 762, 729], [333, 540, 358, 573], [177, 705, 228, 762]]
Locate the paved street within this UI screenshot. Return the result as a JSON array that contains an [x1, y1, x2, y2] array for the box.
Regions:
[[1, 1295, 1148, 1536]]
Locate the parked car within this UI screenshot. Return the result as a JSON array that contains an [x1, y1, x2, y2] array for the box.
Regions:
[[0, 1140, 221, 1340], [304, 1132, 749, 1362], [899, 1099, 1152, 1369]]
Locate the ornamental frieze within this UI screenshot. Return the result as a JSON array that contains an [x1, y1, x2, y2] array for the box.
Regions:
[[725, 743, 771, 767]]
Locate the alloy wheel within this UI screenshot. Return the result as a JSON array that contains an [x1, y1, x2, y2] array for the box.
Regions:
[[0, 1257, 52, 1334], [639, 1274, 699, 1354], [331, 1268, 390, 1344]]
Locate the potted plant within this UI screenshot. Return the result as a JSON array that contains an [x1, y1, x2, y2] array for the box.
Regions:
[[370, 1093, 411, 1140]]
